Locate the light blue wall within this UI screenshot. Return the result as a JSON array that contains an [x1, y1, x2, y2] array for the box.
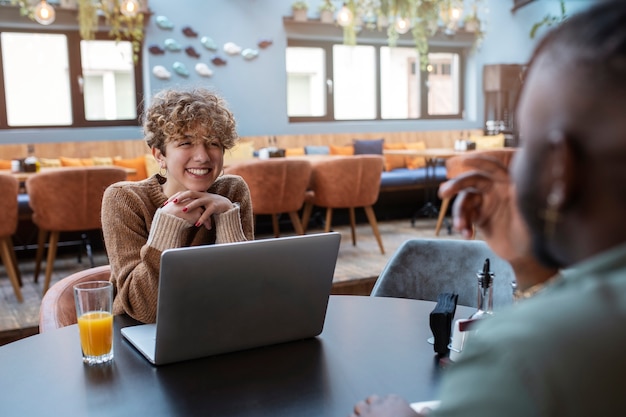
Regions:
[[0, 0, 594, 144]]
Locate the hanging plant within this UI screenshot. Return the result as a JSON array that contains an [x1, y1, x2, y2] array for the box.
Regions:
[[77, 0, 99, 41], [9, 0, 146, 64], [530, 0, 567, 39], [99, 1, 145, 63]]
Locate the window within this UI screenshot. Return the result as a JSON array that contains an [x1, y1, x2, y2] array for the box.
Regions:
[[0, 28, 143, 129], [286, 39, 464, 122]]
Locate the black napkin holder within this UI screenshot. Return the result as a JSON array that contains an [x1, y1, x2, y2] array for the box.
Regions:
[[429, 293, 459, 356]]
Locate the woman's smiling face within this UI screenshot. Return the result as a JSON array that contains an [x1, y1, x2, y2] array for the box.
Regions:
[[155, 125, 225, 195]]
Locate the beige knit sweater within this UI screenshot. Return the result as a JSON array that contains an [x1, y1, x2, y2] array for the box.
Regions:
[[101, 174, 254, 323]]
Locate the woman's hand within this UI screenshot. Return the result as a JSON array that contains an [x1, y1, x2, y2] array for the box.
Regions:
[[162, 190, 235, 229]]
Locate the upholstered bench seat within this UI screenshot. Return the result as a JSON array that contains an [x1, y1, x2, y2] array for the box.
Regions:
[[380, 166, 447, 190]]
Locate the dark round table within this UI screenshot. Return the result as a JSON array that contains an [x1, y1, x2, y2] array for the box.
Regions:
[[0, 295, 472, 416]]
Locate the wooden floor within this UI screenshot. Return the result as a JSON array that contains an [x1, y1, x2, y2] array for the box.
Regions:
[[0, 217, 463, 346]]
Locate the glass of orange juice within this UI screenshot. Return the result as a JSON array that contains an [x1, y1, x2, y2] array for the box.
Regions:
[[74, 281, 114, 365]]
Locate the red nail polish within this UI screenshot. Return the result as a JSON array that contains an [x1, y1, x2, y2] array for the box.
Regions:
[[182, 207, 188, 213], [195, 222, 201, 227], [173, 198, 178, 203], [162, 201, 168, 206]]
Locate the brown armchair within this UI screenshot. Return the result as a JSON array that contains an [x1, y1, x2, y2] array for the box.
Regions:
[[0, 174, 23, 302], [39, 265, 111, 333], [226, 159, 312, 237], [301, 155, 385, 254], [26, 167, 127, 294]]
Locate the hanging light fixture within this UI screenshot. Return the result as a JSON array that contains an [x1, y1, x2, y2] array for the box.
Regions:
[[336, 3, 354, 27], [394, 16, 412, 34], [440, 1, 464, 34], [120, 0, 140, 18], [33, 0, 56, 26]]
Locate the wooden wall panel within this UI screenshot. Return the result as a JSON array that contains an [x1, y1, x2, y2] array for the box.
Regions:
[[0, 130, 480, 160]]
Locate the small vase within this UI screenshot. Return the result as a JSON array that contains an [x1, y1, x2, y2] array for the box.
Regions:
[[464, 19, 480, 33], [59, 0, 78, 8], [293, 8, 308, 22], [320, 10, 334, 24]]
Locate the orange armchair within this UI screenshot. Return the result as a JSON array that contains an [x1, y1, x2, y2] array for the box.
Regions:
[[301, 155, 385, 254], [26, 167, 127, 294], [226, 159, 312, 237], [0, 174, 23, 302]]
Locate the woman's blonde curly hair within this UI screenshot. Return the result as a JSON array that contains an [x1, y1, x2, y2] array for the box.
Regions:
[[143, 88, 238, 155]]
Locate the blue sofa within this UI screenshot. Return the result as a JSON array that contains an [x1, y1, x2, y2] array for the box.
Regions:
[[380, 165, 447, 191]]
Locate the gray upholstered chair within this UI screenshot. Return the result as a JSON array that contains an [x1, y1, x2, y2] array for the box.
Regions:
[[371, 238, 515, 310]]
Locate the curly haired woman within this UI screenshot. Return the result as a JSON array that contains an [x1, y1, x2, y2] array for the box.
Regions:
[[102, 88, 254, 323]]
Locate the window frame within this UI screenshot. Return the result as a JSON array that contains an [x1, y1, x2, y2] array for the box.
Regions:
[[0, 20, 144, 130], [286, 28, 467, 123]]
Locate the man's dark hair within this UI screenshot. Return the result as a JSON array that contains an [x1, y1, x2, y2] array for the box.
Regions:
[[527, 1, 626, 87]]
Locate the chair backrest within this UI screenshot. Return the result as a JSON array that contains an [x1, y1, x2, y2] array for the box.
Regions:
[[226, 159, 312, 214], [445, 148, 517, 179], [309, 155, 384, 208], [26, 167, 127, 231], [371, 238, 515, 309], [39, 265, 111, 333], [0, 174, 19, 237]]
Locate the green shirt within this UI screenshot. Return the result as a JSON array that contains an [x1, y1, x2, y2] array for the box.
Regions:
[[433, 243, 626, 417]]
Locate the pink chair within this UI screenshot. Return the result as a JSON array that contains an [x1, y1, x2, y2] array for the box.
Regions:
[[226, 159, 312, 237], [39, 265, 111, 333], [0, 174, 23, 302], [301, 155, 385, 254]]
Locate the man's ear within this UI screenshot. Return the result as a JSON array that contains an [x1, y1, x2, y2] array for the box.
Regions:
[[546, 131, 577, 210]]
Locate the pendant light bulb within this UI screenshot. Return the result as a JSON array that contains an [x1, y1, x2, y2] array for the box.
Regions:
[[34, 0, 56, 26], [337, 4, 354, 27], [394, 16, 411, 34], [120, 0, 140, 17]]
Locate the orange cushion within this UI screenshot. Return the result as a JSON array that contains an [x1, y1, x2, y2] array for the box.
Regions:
[[329, 145, 354, 156], [383, 143, 406, 171], [113, 156, 147, 181], [405, 141, 427, 169], [285, 147, 305, 156], [39, 157, 62, 168], [0, 159, 11, 170], [60, 157, 94, 167]]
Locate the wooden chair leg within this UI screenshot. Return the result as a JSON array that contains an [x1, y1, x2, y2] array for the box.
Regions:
[[34, 228, 47, 283], [288, 211, 305, 235], [364, 206, 385, 254], [0, 237, 23, 303], [271, 214, 280, 238], [301, 203, 313, 234], [348, 207, 357, 246], [435, 197, 450, 236], [8, 239, 22, 286], [43, 231, 60, 295], [324, 208, 333, 233]]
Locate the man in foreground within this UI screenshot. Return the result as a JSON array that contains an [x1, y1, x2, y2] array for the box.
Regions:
[[351, 1, 626, 415]]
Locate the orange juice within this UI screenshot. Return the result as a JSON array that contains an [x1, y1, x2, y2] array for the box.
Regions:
[[77, 311, 113, 357]]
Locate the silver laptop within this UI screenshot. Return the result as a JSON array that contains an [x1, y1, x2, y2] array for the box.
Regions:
[[121, 232, 341, 365]]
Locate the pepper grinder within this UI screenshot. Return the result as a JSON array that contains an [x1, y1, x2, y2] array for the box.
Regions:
[[469, 258, 494, 320]]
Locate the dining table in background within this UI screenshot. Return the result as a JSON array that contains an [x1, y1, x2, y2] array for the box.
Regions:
[[0, 295, 473, 417]]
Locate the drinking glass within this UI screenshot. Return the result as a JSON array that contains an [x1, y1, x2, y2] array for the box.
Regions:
[[74, 281, 114, 365]]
